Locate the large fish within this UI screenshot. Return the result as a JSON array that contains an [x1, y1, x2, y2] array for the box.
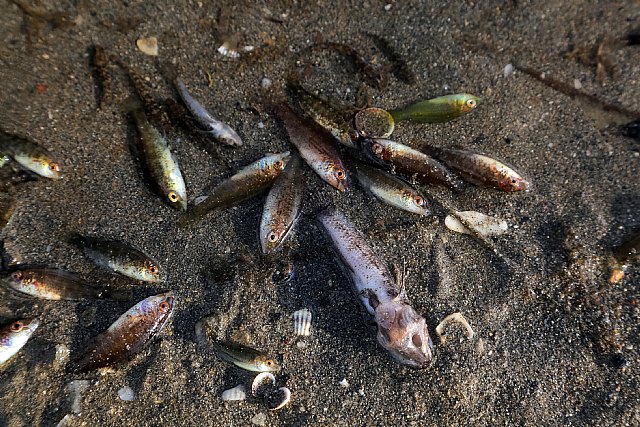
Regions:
[[68, 292, 174, 373], [0, 130, 62, 179], [318, 209, 433, 369], [0, 318, 39, 366]]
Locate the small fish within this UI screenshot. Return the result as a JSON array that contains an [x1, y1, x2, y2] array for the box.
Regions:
[[212, 341, 280, 372], [3, 268, 127, 300], [0, 318, 39, 366], [362, 138, 463, 189], [180, 152, 290, 228], [425, 146, 529, 192], [318, 208, 433, 369], [260, 155, 304, 254], [355, 163, 430, 215], [128, 102, 187, 211], [72, 235, 163, 283], [277, 104, 348, 191], [389, 94, 479, 123], [174, 77, 243, 147], [0, 130, 62, 179], [68, 292, 174, 373]]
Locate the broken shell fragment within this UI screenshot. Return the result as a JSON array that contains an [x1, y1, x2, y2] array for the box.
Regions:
[[435, 312, 474, 344], [355, 107, 395, 138], [267, 387, 291, 411], [221, 384, 246, 402], [292, 308, 312, 336], [136, 37, 158, 56], [252, 372, 277, 397], [445, 211, 508, 237]]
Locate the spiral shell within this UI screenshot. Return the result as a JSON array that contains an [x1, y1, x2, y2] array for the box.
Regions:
[[292, 308, 312, 336]]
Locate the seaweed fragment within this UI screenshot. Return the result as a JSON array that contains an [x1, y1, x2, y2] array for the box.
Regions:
[[89, 45, 112, 109]]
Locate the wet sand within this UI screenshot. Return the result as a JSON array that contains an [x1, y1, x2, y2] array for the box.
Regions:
[[0, 1, 639, 426]]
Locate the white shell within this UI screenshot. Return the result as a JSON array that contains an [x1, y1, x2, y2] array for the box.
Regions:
[[252, 372, 276, 397], [268, 387, 291, 411], [292, 308, 312, 336], [136, 37, 158, 56], [221, 384, 246, 401], [445, 211, 508, 237], [435, 312, 474, 345]]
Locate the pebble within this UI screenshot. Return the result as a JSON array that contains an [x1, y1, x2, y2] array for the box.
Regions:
[[54, 344, 69, 366], [118, 386, 135, 401], [136, 37, 159, 56], [504, 63, 514, 78], [251, 413, 267, 426], [573, 79, 582, 89], [384, 4, 392, 11], [339, 378, 350, 388], [260, 78, 272, 89]]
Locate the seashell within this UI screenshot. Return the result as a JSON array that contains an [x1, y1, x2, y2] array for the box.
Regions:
[[355, 107, 395, 138], [435, 312, 474, 345], [445, 211, 508, 237], [118, 386, 135, 401], [267, 387, 291, 411], [252, 372, 276, 397], [217, 41, 240, 58], [136, 37, 158, 56], [292, 308, 312, 336], [221, 384, 246, 401]]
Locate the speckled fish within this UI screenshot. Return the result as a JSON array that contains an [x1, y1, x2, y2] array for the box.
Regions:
[[355, 163, 430, 215], [72, 235, 163, 283], [129, 105, 187, 211], [2, 268, 127, 300], [174, 77, 243, 147], [277, 103, 348, 191], [212, 341, 280, 372], [318, 209, 433, 369], [389, 94, 479, 123], [425, 146, 529, 192], [180, 152, 291, 228], [68, 292, 174, 373], [0, 130, 62, 179], [362, 138, 463, 190], [0, 318, 39, 366], [260, 154, 304, 254]]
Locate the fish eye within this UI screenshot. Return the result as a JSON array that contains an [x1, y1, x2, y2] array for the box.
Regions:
[[10, 321, 24, 332], [49, 162, 60, 172], [466, 99, 476, 108], [413, 196, 424, 207], [511, 179, 517, 184], [265, 360, 274, 367], [147, 263, 159, 275], [268, 232, 278, 243], [11, 271, 23, 280], [274, 160, 284, 169], [412, 333, 423, 348], [158, 301, 170, 313], [335, 169, 346, 180], [168, 191, 180, 203]]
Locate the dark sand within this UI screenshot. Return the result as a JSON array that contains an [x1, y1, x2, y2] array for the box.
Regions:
[[0, 1, 639, 426]]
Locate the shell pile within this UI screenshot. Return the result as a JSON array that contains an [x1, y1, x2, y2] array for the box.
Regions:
[[292, 308, 312, 336]]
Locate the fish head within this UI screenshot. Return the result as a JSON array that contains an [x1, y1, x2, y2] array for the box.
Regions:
[[3, 317, 40, 338], [15, 152, 63, 179], [167, 190, 187, 211], [132, 259, 163, 283], [494, 164, 530, 192], [261, 152, 291, 177], [326, 162, 348, 191], [254, 354, 280, 372], [374, 302, 433, 369], [401, 190, 430, 216], [455, 94, 480, 114], [144, 292, 175, 319], [260, 224, 291, 254]]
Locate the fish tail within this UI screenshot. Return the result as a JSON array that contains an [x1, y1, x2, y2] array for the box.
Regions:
[[68, 232, 89, 249], [101, 287, 131, 301]]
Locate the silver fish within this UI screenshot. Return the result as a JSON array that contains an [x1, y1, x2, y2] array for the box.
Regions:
[[0, 318, 39, 366], [318, 209, 433, 369], [175, 77, 243, 147]]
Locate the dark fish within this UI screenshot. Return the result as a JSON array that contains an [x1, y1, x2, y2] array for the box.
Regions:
[[362, 138, 463, 189], [425, 146, 529, 192], [179, 152, 290, 228], [3, 268, 127, 300], [90, 44, 112, 108], [68, 292, 174, 373], [260, 155, 304, 254], [0, 130, 62, 179], [318, 208, 433, 369], [212, 341, 280, 372], [277, 104, 348, 191], [72, 235, 163, 283], [174, 77, 242, 147], [390, 94, 479, 123], [0, 318, 39, 366]]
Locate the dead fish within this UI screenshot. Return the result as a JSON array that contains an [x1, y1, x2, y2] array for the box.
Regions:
[[2, 268, 128, 300], [277, 103, 348, 191], [318, 208, 433, 369], [362, 138, 463, 190], [127, 101, 187, 211], [0, 318, 39, 366], [260, 155, 304, 254], [389, 94, 479, 123], [425, 146, 529, 192], [72, 235, 163, 283], [180, 152, 290, 228], [212, 341, 280, 372], [355, 163, 430, 215], [0, 130, 62, 179], [174, 77, 242, 147], [68, 292, 174, 373]]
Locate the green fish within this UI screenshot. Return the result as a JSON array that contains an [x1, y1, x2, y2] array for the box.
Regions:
[[0, 131, 62, 179], [389, 94, 479, 123], [212, 341, 280, 372]]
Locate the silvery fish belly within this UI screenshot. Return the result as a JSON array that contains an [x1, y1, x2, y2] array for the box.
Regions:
[[318, 208, 433, 369]]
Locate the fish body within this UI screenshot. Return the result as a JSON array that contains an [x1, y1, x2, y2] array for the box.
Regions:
[[318, 209, 433, 369], [212, 341, 279, 372], [175, 78, 242, 147], [130, 106, 187, 211], [68, 292, 174, 373], [426, 147, 529, 192], [260, 155, 304, 254], [73, 235, 163, 283], [181, 152, 290, 227], [3, 268, 126, 300], [363, 138, 463, 189], [390, 94, 479, 123], [355, 163, 430, 215], [0, 131, 62, 179], [0, 318, 39, 366], [277, 104, 348, 191]]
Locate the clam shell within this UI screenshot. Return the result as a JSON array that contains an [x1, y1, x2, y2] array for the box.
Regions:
[[268, 387, 291, 411], [221, 384, 246, 401], [252, 372, 276, 397], [136, 37, 158, 56], [292, 308, 312, 336], [355, 108, 395, 138]]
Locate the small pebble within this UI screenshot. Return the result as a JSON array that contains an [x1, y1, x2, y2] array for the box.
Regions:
[[296, 340, 307, 349], [118, 386, 135, 402], [384, 4, 392, 11], [257, 121, 265, 129], [573, 79, 582, 90], [260, 78, 272, 89], [251, 412, 267, 426], [504, 63, 514, 78], [339, 378, 349, 388], [136, 37, 159, 56], [54, 344, 70, 366]]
